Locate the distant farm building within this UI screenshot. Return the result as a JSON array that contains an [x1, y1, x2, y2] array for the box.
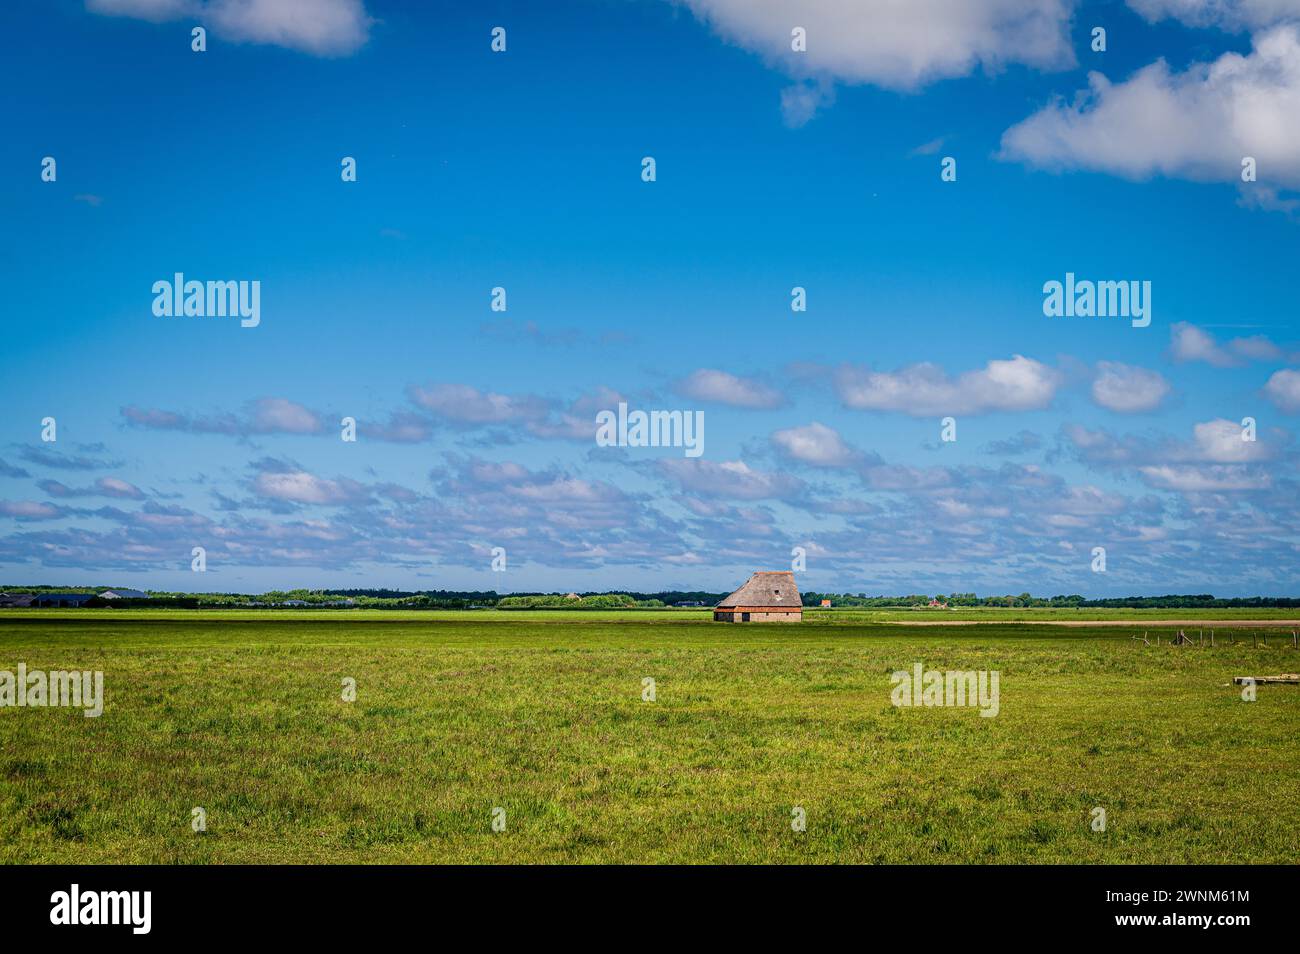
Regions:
[[714, 571, 802, 623], [928, 598, 948, 609], [32, 593, 95, 607], [100, 588, 148, 600], [0, 593, 35, 608], [820, 599, 832, 608]]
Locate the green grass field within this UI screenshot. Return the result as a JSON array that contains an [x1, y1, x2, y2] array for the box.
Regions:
[[2, 610, 1298, 864]]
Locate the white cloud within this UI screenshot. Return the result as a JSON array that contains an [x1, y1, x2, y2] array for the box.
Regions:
[[1001, 25, 1300, 190], [1191, 417, 1273, 461], [771, 421, 965, 492], [1137, 464, 1270, 491], [861, 463, 955, 490], [1171, 321, 1290, 366], [674, 0, 1075, 95], [835, 355, 1060, 416], [459, 459, 532, 485], [0, 501, 62, 520], [1231, 334, 1286, 360], [1091, 361, 1171, 412], [88, 0, 372, 56], [1066, 417, 1278, 465], [1066, 417, 1280, 493], [984, 429, 1043, 455], [1171, 322, 1238, 366], [771, 421, 859, 466], [780, 79, 835, 127], [525, 388, 626, 442], [251, 397, 323, 434], [39, 477, 146, 500], [675, 369, 784, 409], [121, 397, 324, 436], [96, 477, 147, 499], [1127, 0, 1300, 31], [252, 470, 356, 505], [1054, 484, 1130, 515], [934, 497, 1011, 519], [507, 476, 620, 505], [409, 384, 549, 426], [359, 412, 434, 444], [1264, 367, 1300, 411], [657, 458, 804, 500], [910, 136, 949, 156]]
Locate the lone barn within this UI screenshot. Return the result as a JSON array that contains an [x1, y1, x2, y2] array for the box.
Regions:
[[714, 571, 802, 623]]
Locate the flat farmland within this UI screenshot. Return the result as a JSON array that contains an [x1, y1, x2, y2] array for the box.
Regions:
[[1, 610, 1297, 864]]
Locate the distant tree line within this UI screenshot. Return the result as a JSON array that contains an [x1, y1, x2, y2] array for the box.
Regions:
[[799, 592, 1300, 609], [6, 586, 1300, 610], [801, 591, 1065, 608], [1071, 594, 1300, 609], [495, 594, 664, 609]]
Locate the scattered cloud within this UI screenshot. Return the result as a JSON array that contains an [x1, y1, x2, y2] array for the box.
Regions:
[[1263, 367, 1300, 411], [122, 397, 325, 436], [1170, 321, 1289, 366], [250, 398, 325, 434], [1000, 25, 1300, 196], [249, 459, 369, 506], [771, 421, 863, 467], [0, 501, 64, 521], [1091, 361, 1171, 413], [834, 355, 1061, 416], [39, 477, 146, 500], [1127, 0, 1300, 32], [1064, 417, 1286, 493], [86, 0, 373, 56], [1066, 417, 1280, 466], [909, 135, 949, 156], [675, 0, 1075, 97], [524, 388, 624, 442], [1137, 463, 1272, 491], [984, 430, 1043, 455], [780, 79, 835, 127], [1188, 417, 1278, 462], [657, 458, 805, 500], [357, 411, 434, 444], [675, 369, 785, 409], [408, 384, 550, 427], [17, 445, 121, 471]]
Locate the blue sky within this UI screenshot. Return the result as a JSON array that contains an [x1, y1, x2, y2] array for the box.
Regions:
[[3, 0, 1300, 596]]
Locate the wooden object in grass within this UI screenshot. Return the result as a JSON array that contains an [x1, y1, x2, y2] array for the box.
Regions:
[[1233, 675, 1300, 685]]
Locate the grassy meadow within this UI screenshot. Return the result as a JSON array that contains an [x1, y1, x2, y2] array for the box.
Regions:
[[1, 609, 1298, 864]]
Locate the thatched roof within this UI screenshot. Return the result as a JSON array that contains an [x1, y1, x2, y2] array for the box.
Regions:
[[716, 571, 801, 609]]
